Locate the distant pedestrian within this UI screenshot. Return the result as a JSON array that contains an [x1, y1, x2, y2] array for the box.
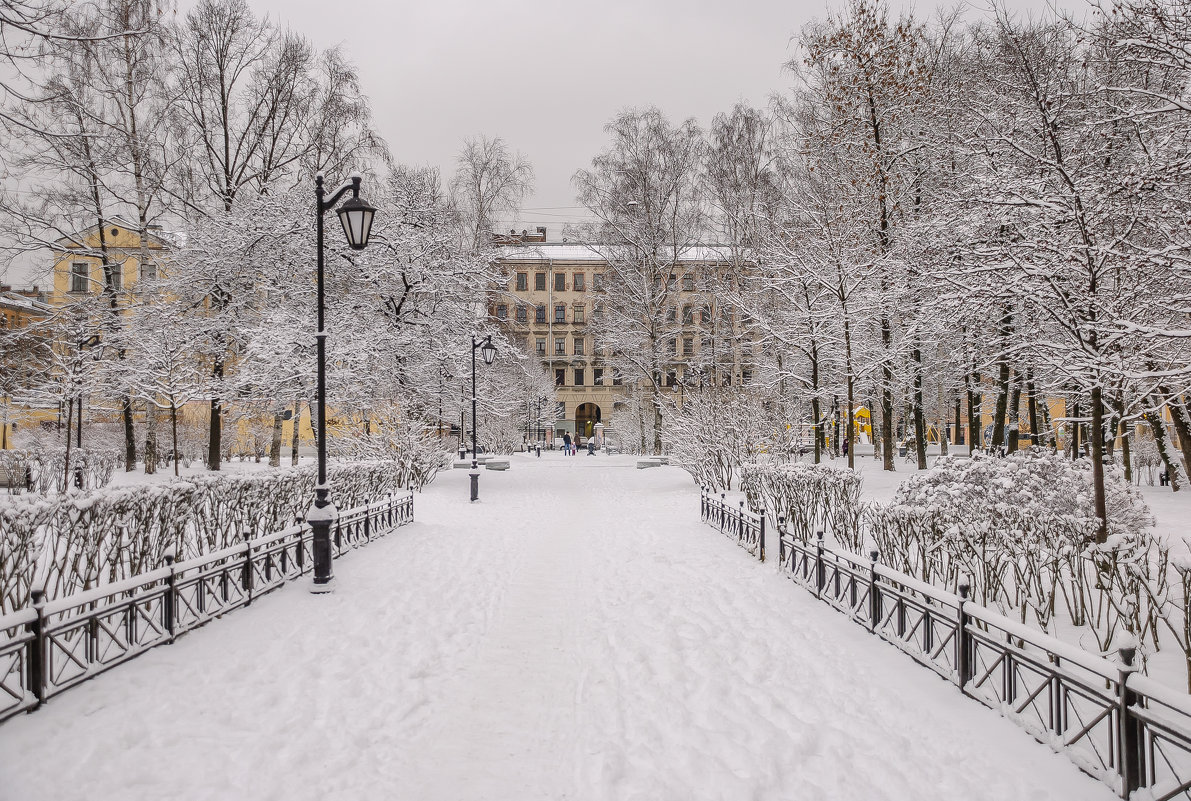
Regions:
[[587, 438, 595, 455], [563, 432, 572, 455]]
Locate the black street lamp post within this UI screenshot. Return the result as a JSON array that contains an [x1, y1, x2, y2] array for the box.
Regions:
[[470, 334, 496, 501], [310, 173, 376, 594]]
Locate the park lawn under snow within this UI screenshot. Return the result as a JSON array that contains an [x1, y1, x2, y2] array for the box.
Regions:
[[0, 454, 1106, 800]]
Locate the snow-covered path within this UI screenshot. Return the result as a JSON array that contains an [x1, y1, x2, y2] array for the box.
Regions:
[[0, 454, 1109, 801]]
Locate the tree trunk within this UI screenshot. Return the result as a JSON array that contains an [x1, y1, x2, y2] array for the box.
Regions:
[[1070, 398, 1081, 459], [1145, 404, 1180, 492], [122, 396, 136, 471], [1026, 371, 1040, 447], [912, 347, 927, 469], [144, 402, 157, 475], [992, 362, 1010, 453], [967, 371, 982, 452], [1162, 390, 1191, 482], [269, 410, 284, 467], [207, 396, 221, 471], [1090, 385, 1109, 543], [1115, 394, 1132, 484], [1006, 372, 1022, 454], [291, 398, 301, 466], [832, 396, 840, 458], [170, 400, 180, 478], [954, 396, 963, 447], [881, 318, 894, 471], [811, 393, 821, 464]]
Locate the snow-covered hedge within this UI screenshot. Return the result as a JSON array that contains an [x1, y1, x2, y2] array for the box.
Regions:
[[740, 461, 864, 552], [868, 450, 1161, 660], [0, 461, 404, 612], [0, 446, 121, 493]]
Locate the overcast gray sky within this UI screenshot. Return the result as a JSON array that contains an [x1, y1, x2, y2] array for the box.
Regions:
[[1, 0, 1057, 287], [220, 0, 1057, 238]]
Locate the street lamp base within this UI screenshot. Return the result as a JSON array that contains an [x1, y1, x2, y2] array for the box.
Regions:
[[469, 469, 480, 502], [310, 577, 336, 594]]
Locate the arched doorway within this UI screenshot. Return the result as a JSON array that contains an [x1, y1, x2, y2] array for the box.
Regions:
[[575, 403, 601, 440]]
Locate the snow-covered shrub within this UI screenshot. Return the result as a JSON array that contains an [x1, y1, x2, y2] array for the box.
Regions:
[[892, 449, 1152, 540], [330, 416, 448, 491], [666, 387, 782, 492], [740, 461, 864, 551], [0, 460, 406, 612], [0, 446, 121, 493], [874, 448, 1159, 656]]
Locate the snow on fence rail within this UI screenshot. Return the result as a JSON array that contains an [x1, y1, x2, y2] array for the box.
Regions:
[[0, 492, 413, 725], [699, 487, 1191, 801]]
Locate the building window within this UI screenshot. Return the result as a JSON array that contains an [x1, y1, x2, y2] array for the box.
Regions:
[[554, 304, 566, 323], [574, 305, 585, 324], [555, 338, 566, 355], [536, 305, 546, 323], [109, 263, 121, 290], [682, 274, 695, 292], [70, 262, 88, 293], [574, 368, 584, 386], [536, 338, 546, 355], [666, 371, 676, 387], [555, 369, 565, 386], [742, 369, 752, 384], [140, 262, 157, 282], [574, 337, 585, 356], [593, 304, 604, 320], [683, 337, 694, 356], [516, 272, 528, 291], [496, 304, 508, 320], [554, 272, 566, 292], [722, 373, 732, 386], [612, 370, 623, 386], [573, 273, 585, 291], [593, 367, 603, 385], [535, 272, 546, 291], [516, 305, 527, 323], [702, 305, 712, 324], [593, 273, 604, 291], [668, 338, 677, 354], [666, 307, 676, 323]]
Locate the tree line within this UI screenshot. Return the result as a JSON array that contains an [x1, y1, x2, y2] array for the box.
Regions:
[[571, 0, 1191, 542]]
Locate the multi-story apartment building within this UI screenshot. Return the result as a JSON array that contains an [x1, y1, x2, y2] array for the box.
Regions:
[[492, 229, 755, 444], [50, 218, 171, 307]]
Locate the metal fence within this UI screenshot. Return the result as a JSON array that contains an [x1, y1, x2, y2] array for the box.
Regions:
[[0, 492, 414, 724], [700, 489, 766, 562], [699, 491, 1191, 801]]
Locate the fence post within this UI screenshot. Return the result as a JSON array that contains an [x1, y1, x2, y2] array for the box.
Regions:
[[759, 509, 766, 563], [957, 581, 971, 693], [364, 502, 372, 542], [777, 517, 786, 567], [720, 493, 726, 533], [815, 531, 825, 598], [738, 500, 746, 544], [869, 550, 880, 632], [242, 541, 254, 606], [295, 517, 306, 572], [27, 589, 46, 710], [164, 555, 176, 640], [1118, 646, 1144, 797], [700, 486, 706, 520]]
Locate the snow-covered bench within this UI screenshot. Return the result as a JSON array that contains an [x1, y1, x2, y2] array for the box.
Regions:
[[485, 460, 510, 471], [636, 458, 662, 469]]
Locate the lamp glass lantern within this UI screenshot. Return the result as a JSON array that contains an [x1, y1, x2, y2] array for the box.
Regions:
[[481, 338, 497, 365], [336, 195, 376, 250]]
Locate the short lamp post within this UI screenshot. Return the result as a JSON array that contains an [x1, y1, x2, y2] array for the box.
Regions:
[[310, 173, 376, 594], [470, 334, 496, 501]]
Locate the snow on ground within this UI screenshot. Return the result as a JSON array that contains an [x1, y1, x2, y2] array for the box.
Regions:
[[0, 453, 1109, 800]]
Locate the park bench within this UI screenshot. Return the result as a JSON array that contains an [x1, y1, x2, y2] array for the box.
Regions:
[[636, 458, 662, 469], [485, 460, 510, 471]]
